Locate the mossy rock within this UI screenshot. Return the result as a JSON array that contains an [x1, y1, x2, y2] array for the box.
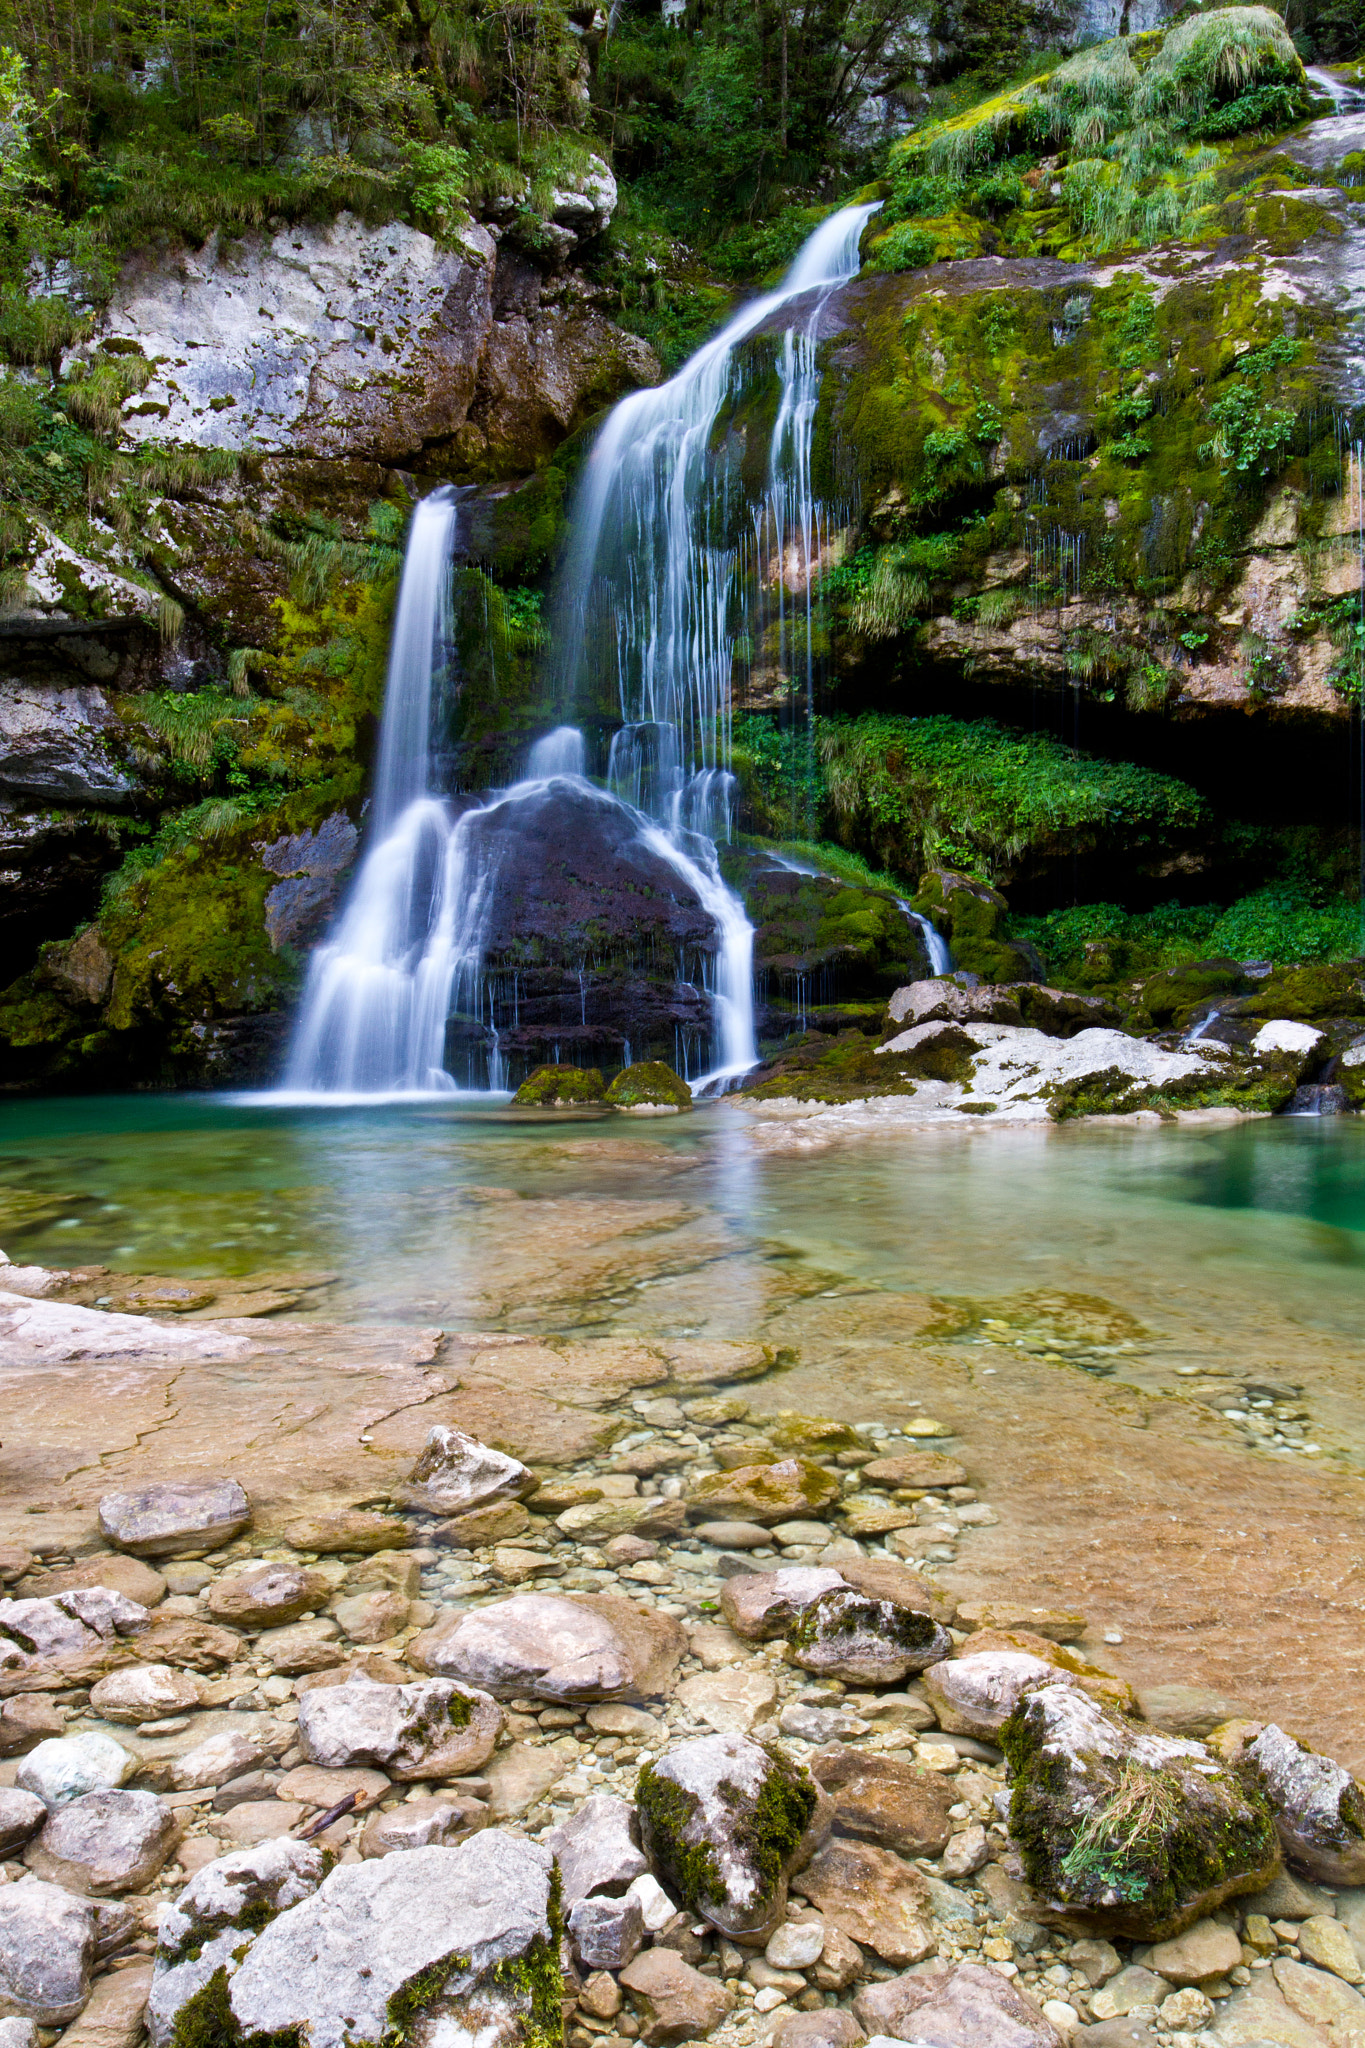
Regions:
[[512, 1065, 606, 1107], [1234, 962, 1365, 1023], [636, 1733, 819, 1937], [605, 1060, 691, 1112], [1139, 959, 1254, 1027], [912, 869, 1041, 983], [741, 1028, 925, 1103]]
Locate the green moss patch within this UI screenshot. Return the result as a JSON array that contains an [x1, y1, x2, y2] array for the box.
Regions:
[[512, 1065, 607, 1106], [605, 1060, 691, 1108]]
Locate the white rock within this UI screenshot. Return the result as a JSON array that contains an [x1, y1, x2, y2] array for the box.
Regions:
[[396, 1425, 535, 1515], [296, 1674, 502, 1781], [98, 1479, 250, 1557], [1253, 1020, 1324, 1055], [675, 1667, 778, 1734], [147, 1838, 328, 2048], [543, 1793, 646, 1904], [224, 1832, 558, 2048], [0, 1882, 96, 2024], [0, 1589, 147, 1662], [1246, 1722, 1365, 1885], [170, 1732, 267, 1792], [921, 1652, 1058, 1738], [765, 1919, 826, 1968], [414, 1591, 678, 1703], [16, 1733, 133, 1809], [0, 1295, 253, 1366], [89, 1666, 202, 1725], [0, 2019, 40, 2048], [626, 1873, 679, 1933]]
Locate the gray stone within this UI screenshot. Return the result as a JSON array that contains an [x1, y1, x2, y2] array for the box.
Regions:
[[0, 1882, 96, 2024], [674, 1667, 777, 1734], [98, 1480, 250, 1557], [765, 1920, 826, 1968], [358, 1798, 486, 1858], [1245, 1721, 1365, 1885], [543, 1793, 646, 1905], [0, 2020, 39, 2048], [778, 1703, 869, 1743], [791, 1589, 952, 1686], [395, 1425, 536, 1516], [0, 1589, 149, 1661], [1089, 1966, 1170, 2019], [941, 1822, 989, 1879], [0, 1791, 46, 1856], [171, 1732, 268, 1791], [569, 1892, 645, 1970], [854, 1961, 1064, 2045], [16, 1732, 133, 1808], [637, 1734, 827, 1939], [1135, 1683, 1257, 1738], [0, 684, 134, 805], [253, 1617, 344, 1676], [770, 2012, 864, 2048], [921, 1650, 1057, 1738], [296, 1673, 502, 1781], [617, 1948, 734, 2045], [1004, 1681, 1279, 1939], [147, 1838, 328, 2048], [719, 1569, 846, 1641], [88, 1665, 202, 1725], [222, 1832, 558, 2048], [411, 1591, 684, 1703], [24, 1788, 180, 1895], [206, 1561, 328, 1629]]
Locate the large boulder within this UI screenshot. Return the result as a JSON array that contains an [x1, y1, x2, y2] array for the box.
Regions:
[[24, 1788, 180, 1894], [146, 1838, 329, 2048], [97, 1481, 249, 1557], [1234, 1722, 1365, 1886], [636, 1735, 825, 1939], [854, 1960, 1064, 2045], [17, 1733, 133, 1808], [0, 1882, 97, 2024], [1002, 1681, 1279, 1939], [207, 1834, 560, 2048], [790, 1589, 951, 1685], [686, 1461, 840, 1527], [296, 1674, 503, 1781], [394, 1426, 536, 1516], [410, 1593, 684, 1703]]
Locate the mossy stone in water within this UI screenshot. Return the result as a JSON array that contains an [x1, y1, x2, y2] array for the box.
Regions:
[[911, 869, 1040, 984], [636, 1733, 819, 1937], [512, 1065, 605, 1107], [605, 1060, 691, 1112], [1000, 1679, 1279, 1941]]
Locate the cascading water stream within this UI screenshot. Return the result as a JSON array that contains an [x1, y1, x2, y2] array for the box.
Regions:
[[283, 204, 876, 1097]]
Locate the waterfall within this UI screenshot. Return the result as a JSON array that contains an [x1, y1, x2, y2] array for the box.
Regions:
[[282, 204, 876, 1098]]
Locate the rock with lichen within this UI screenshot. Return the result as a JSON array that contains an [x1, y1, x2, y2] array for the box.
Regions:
[[685, 1459, 841, 1527], [789, 1587, 951, 1685], [296, 1672, 504, 1780], [394, 1424, 537, 1517], [1001, 1680, 1279, 1940], [635, 1733, 828, 1940], [146, 1838, 329, 2048], [1223, 1720, 1365, 1886]]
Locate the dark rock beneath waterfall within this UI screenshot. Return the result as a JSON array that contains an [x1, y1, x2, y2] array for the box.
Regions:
[[727, 855, 934, 1008]]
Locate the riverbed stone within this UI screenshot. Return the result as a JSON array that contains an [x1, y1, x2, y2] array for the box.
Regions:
[[394, 1425, 536, 1515], [411, 1592, 684, 1702], [556, 1498, 687, 1542], [719, 1568, 846, 1640], [0, 1699, 63, 1757], [17, 1732, 133, 1808], [221, 1832, 559, 2048], [618, 1948, 735, 2044], [834, 1558, 957, 1627], [52, 1960, 153, 2048], [0, 1791, 45, 1855], [0, 1590, 148, 1668], [1003, 1681, 1279, 1940], [569, 1892, 645, 1970], [206, 1560, 328, 1629], [170, 1730, 267, 1790], [941, 1821, 990, 1879], [674, 1666, 778, 1734], [24, 1787, 180, 1894], [544, 1793, 646, 1903], [146, 1837, 329, 2048], [0, 1882, 97, 2024], [358, 1796, 485, 1857], [859, 1452, 970, 1491], [956, 1600, 1085, 1642], [98, 1480, 250, 1558], [693, 1521, 771, 1550], [1241, 1720, 1365, 1885], [790, 1588, 951, 1685], [254, 1617, 344, 1675], [855, 1961, 1063, 2045], [770, 2010, 864, 2048], [297, 1673, 501, 1780], [1273, 1954, 1365, 2030], [281, 1507, 411, 1553], [483, 1742, 568, 1819], [808, 1746, 954, 1859], [636, 1734, 823, 1939], [792, 1839, 936, 1965], [923, 1650, 1059, 1738], [88, 1665, 202, 1724], [1147, 1916, 1243, 1983], [432, 1501, 531, 1548], [42, 1556, 167, 1609], [1297, 1912, 1363, 1982], [686, 1460, 840, 1527]]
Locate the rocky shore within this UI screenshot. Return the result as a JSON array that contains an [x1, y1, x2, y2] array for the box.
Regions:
[[1, 1285, 1363, 2048]]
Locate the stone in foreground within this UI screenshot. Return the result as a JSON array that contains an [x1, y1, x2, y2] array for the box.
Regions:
[[543, 1793, 647, 1904], [636, 1733, 823, 1939], [569, 1891, 645, 1970], [394, 1424, 537, 1515], [1002, 1681, 1279, 1940], [17, 1733, 132, 1809], [790, 1588, 951, 1685], [808, 1746, 955, 1860], [686, 1459, 840, 1526], [792, 1838, 936, 1966], [24, 1788, 180, 1894], [88, 1666, 202, 1725], [147, 1838, 329, 2048], [922, 1649, 1059, 1738], [618, 1948, 735, 2044], [220, 1833, 560, 2048], [1241, 1721, 1365, 1885], [719, 1568, 846, 1641], [97, 1480, 249, 1558], [0, 1882, 97, 2024], [411, 1591, 683, 1702], [855, 1960, 1064, 2046], [0, 1792, 45, 1857], [296, 1673, 503, 1779]]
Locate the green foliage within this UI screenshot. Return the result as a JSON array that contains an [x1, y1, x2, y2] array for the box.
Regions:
[[129, 690, 248, 780], [1200, 384, 1296, 474], [816, 712, 1204, 882], [1015, 887, 1365, 980]]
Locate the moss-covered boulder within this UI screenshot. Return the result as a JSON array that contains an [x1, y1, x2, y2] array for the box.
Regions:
[[1233, 962, 1365, 1023], [740, 1027, 929, 1102], [1214, 1719, 1365, 1887], [147, 1837, 328, 2047], [636, 1733, 825, 1938], [1138, 959, 1254, 1028], [1001, 1680, 1279, 1940], [789, 1588, 952, 1686], [512, 1065, 606, 1107], [605, 1061, 691, 1113], [912, 869, 1042, 983]]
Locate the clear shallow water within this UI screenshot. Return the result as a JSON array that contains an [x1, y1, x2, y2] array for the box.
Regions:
[[2, 1099, 1365, 1357]]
